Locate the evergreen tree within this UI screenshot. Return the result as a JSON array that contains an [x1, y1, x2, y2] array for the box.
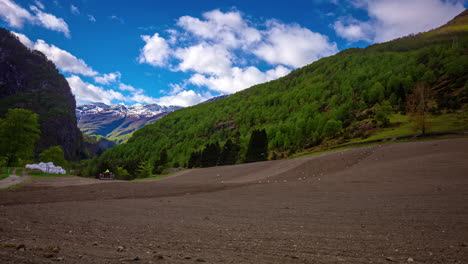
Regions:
[[245, 129, 268, 163], [201, 142, 220, 167], [219, 139, 240, 165]]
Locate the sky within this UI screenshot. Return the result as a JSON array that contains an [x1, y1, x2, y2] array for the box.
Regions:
[[0, 0, 466, 107]]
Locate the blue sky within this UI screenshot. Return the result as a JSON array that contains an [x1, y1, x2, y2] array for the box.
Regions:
[[0, 0, 466, 106]]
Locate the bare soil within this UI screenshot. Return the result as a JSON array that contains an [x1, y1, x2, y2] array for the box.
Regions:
[[0, 138, 467, 263]]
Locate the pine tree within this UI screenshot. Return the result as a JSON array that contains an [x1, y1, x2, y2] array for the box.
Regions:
[[219, 139, 240, 165], [245, 129, 268, 163]]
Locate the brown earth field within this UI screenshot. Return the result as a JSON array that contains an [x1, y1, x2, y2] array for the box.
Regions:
[[1, 138, 467, 263]]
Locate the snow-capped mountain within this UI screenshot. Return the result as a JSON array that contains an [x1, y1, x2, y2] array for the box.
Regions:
[[76, 103, 182, 143]]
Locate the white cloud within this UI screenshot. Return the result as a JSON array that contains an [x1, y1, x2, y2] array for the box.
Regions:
[[94, 72, 121, 85], [11, 31, 34, 49], [138, 33, 171, 67], [70, 5, 79, 15], [88, 15, 96, 22], [34, 39, 97, 76], [175, 43, 232, 75], [139, 9, 336, 97], [30, 5, 70, 37], [190, 65, 290, 94], [253, 21, 338, 68], [333, 19, 373, 42], [66, 75, 126, 104], [177, 9, 261, 48], [168, 83, 184, 95], [119, 83, 137, 92], [336, 0, 465, 43], [0, 0, 34, 28], [34, 0, 44, 10], [156, 90, 207, 107]]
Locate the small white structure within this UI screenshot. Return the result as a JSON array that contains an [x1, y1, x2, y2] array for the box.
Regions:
[[25, 162, 66, 174]]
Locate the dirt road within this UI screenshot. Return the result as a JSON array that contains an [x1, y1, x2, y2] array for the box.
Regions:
[[0, 169, 29, 189], [0, 138, 467, 263]]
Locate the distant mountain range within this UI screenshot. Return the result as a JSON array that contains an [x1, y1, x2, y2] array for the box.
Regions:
[[76, 95, 230, 143], [76, 103, 182, 143]]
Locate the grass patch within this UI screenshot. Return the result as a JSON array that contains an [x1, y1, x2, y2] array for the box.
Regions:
[[354, 111, 468, 143], [292, 136, 468, 159], [28, 171, 73, 178], [2, 243, 15, 248], [16, 167, 23, 177], [132, 171, 181, 181], [0, 167, 11, 180]]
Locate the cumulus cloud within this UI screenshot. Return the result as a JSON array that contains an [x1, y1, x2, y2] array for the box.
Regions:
[[175, 43, 232, 75], [66, 75, 126, 104], [94, 72, 121, 85], [34, 39, 97, 76], [138, 33, 171, 67], [177, 9, 261, 48], [11, 32, 160, 106], [335, 0, 465, 43], [333, 19, 373, 42], [70, 5, 79, 15], [139, 9, 336, 99], [253, 21, 338, 68], [13, 33, 97, 76], [119, 83, 137, 92], [156, 90, 208, 107], [190, 65, 290, 94]]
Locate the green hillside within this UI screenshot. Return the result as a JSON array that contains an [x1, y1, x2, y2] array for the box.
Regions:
[[93, 10, 468, 179]]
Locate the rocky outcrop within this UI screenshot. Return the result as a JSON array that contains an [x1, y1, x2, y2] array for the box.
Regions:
[[0, 28, 84, 160]]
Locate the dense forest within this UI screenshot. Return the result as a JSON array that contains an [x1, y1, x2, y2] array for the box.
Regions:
[[87, 10, 468, 179]]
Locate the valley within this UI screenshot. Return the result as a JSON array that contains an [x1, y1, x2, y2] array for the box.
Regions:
[[1, 138, 467, 263]]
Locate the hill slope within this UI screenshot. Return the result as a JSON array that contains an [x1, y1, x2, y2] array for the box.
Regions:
[[95, 10, 468, 178], [0, 28, 84, 160]]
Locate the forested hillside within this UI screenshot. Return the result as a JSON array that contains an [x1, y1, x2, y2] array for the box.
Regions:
[[93, 10, 468, 179]]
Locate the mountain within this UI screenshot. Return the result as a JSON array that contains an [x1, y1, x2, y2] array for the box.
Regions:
[[0, 28, 84, 160], [90, 10, 468, 179], [76, 103, 182, 143], [199, 94, 230, 104]]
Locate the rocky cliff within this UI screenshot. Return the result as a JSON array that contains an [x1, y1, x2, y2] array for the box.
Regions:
[[0, 28, 84, 160]]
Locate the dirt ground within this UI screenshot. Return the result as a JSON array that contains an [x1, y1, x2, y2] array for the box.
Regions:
[[0, 138, 467, 263]]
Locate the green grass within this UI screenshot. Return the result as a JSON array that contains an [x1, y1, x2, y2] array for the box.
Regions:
[[16, 168, 23, 177], [354, 112, 468, 143], [28, 171, 73, 178], [0, 167, 11, 180], [132, 171, 181, 181], [292, 135, 468, 159]]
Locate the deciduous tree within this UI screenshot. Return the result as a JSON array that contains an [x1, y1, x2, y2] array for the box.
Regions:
[[0, 109, 40, 166], [407, 82, 436, 136]]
